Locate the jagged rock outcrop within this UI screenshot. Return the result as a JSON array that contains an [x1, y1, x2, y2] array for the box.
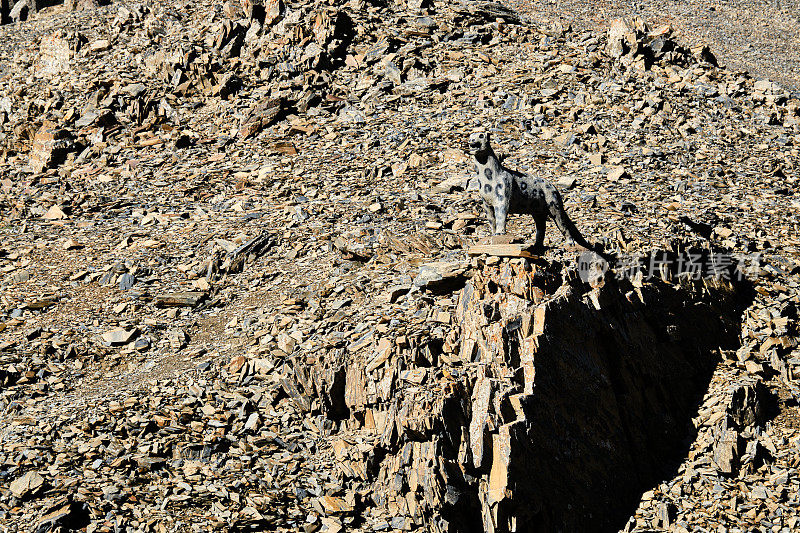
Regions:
[[310, 251, 752, 531]]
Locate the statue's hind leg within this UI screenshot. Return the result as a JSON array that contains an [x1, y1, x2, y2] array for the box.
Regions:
[[532, 213, 546, 253]]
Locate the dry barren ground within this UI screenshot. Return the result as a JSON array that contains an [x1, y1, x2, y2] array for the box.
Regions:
[[508, 0, 800, 90], [0, 0, 799, 532]]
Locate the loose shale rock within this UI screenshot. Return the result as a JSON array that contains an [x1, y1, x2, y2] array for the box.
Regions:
[[0, 0, 799, 531]]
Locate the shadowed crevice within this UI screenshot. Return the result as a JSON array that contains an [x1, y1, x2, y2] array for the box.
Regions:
[[441, 265, 754, 532]]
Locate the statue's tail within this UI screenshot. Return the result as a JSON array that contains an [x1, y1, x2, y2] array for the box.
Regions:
[[551, 203, 616, 266]]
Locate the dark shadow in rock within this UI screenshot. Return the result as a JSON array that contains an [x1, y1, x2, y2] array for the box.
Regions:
[[437, 248, 756, 533], [497, 273, 754, 532]]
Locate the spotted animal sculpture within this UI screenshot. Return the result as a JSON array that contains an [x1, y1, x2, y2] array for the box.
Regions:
[[468, 130, 611, 261]]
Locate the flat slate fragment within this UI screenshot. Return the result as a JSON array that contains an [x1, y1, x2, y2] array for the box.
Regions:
[[154, 291, 208, 307], [467, 243, 540, 258], [10, 471, 45, 498], [101, 328, 138, 346]]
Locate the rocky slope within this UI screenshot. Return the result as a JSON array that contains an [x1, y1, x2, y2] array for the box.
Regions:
[[506, 0, 800, 92], [0, 0, 799, 532]]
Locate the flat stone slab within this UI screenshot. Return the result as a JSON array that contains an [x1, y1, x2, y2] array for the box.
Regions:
[[467, 244, 540, 258], [154, 291, 208, 307]]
